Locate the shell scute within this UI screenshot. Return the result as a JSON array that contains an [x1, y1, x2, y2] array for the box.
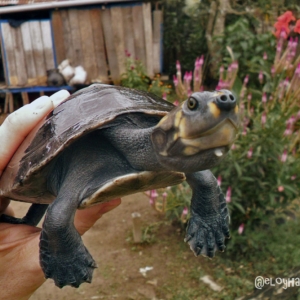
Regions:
[[0, 84, 174, 203]]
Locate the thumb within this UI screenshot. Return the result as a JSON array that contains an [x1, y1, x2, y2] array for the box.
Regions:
[[74, 199, 121, 235]]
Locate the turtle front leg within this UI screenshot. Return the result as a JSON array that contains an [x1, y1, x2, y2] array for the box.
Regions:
[[40, 192, 96, 288], [185, 170, 230, 258]]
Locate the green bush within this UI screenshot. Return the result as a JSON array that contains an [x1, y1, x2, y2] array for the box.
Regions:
[[121, 57, 172, 98], [214, 18, 276, 87]]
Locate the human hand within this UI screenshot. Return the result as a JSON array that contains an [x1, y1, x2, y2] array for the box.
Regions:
[[0, 91, 121, 300]]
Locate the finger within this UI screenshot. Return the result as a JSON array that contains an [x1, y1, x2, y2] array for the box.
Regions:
[[0, 90, 70, 176], [74, 199, 121, 235], [49, 90, 70, 108]]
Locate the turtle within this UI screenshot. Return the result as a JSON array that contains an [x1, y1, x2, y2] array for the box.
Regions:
[[0, 84, 239, 288]]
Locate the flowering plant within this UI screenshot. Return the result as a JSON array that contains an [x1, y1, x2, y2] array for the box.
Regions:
[[121, 53, 171, 98], [152, 11, 300, 257]]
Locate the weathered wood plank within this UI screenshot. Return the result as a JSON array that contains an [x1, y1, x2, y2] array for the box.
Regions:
[[68, 9, 84, 66], [51, 10, 66, 65], [0, 24, 9, 85], [60, 10, 74, 64], [1, 23, 18, 85], [132, 5, 146, 69], [40, 21, 55, 70], [152, 10, 163, 74], [122, 7, 136, 59], [29, 21, 47, 85], [101, 8, 120, 84], [20, 22, 37, 84], [79, 9, 98, 83], [90, 8, 108, 82], [111, 7, 126, 77], [143, 2, 153, 77], [12, 25, 28, 85]]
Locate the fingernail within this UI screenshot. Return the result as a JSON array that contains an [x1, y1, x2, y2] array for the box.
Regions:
[[50, 90, 70, 108]]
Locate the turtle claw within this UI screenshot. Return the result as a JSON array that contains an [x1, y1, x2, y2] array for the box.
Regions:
[[185, 212, 229, 257], [40, 229, 96, 288]]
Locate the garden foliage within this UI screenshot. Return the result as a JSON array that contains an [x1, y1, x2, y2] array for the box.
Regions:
[[121, 8, 300, 256]]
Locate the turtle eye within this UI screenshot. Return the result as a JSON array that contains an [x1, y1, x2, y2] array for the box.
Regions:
[[187, 97, 197, 110]]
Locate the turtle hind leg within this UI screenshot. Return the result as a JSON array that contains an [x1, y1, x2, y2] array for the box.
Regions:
[[0, 203, 48, 226], [39, 191, 97, 288]]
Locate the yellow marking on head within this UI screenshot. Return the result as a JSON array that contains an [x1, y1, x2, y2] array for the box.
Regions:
[[208, 102, 221, 118], [178, 117, 187, 138], [174, 111, 182, 128], [183, 146, 200, 156], [234, 105, 239, 114]]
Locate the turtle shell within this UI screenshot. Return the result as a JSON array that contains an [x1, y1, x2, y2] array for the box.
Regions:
[[0, 84, 176, 203]]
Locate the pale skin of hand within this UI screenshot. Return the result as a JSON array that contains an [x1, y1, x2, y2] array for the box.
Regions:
[[0, 91, 121, 300]]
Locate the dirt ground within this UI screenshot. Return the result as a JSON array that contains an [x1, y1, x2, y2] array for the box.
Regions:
[[11, 193, 215, 300]]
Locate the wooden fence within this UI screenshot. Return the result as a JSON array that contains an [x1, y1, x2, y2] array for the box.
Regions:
[[0, 2, 163, 87]]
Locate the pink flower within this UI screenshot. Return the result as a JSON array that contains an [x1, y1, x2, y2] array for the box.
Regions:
[[262, 93, 267, 103], [183, 71, 188, 81], [162, 192, 167, 200], [173, 75, 178, 87], [295, 64, 300, 76], [278, 186, 284, 192], [281, 149, 288, 162], [176, 60, 181, 71], [162, 92, 167, 100], [219, 65, 224, 74], [182, 207, 188, 216], [247, 148, 253, 158], [243, 75, 249, 85], [284, 78, 289, 88], [258, 71, 264, 83], [226, 187, 232, 203], [231, 61, 238, 69], [195, 58, 200, 70], [284, 123, 292, 136], [231, 143, 236, 150], [291, 175, 296, 180], [287, 115, 296, 125], [247, 93, 252, 102], [173, 100, 179, 106], [271, 66, 275, 76], [261, 112, 267, 127], [199, 55, 204, 66], [217, 175, 222, 186], [238, 223, 245, 235], [181, 207, 189, 223], [150, 189, 158, 200], [263, 52, 268, 60], [242, 125, 247, 136], [281, 29, 288, 39]]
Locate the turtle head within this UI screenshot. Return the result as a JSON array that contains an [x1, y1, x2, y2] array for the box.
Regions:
[[151, 90, 240, 172]]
